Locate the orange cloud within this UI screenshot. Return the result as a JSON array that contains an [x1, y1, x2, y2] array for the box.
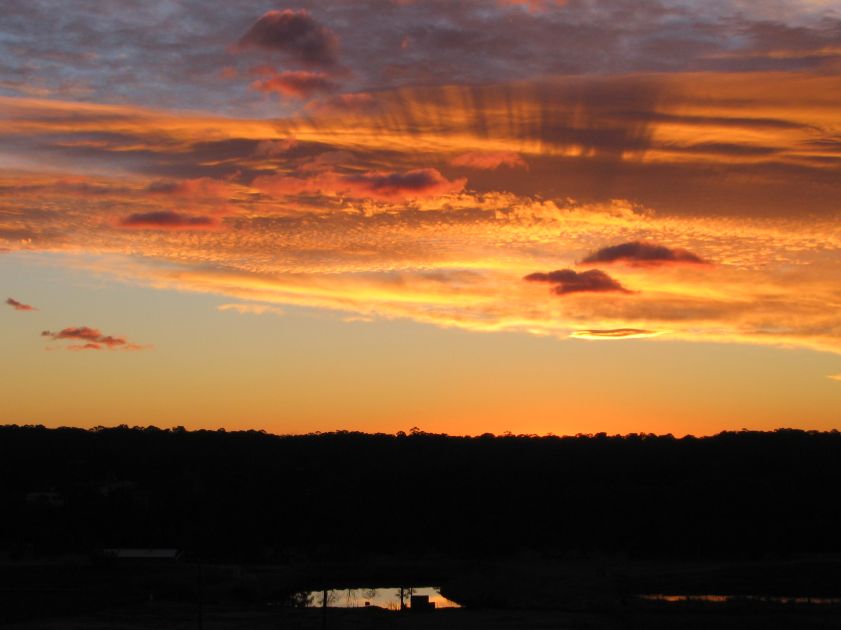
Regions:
[[1, 71, 841, 356]]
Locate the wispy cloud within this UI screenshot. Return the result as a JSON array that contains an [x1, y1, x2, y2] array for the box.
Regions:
[[6, 297, 36, 311], [217, 303, 284, 316], [41, 327, 146, 351], [571, 329, 663, 340]]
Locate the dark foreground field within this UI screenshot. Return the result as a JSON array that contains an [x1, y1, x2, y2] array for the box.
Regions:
[[3, 425, 841, 627], [7, 601, 841, 630]]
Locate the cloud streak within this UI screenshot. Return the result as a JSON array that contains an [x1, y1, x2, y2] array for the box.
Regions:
[[570, 329, 662, 340], [117, 212, 219, 231], [6, 297, 36, 311]]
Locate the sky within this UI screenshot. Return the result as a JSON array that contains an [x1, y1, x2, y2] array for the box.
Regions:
[[1, 0, 841, 435]]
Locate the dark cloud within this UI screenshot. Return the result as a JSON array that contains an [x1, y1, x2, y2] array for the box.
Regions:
[[581, 241, 708, 267], [235, 9, 339, 67], [117, 211, 218, 230], [41, 327, 143, 351], [346, 168, 465, 198], [524, 269, 632, 295], [677, 142, 782, 157], [6, 297, 36, 311]]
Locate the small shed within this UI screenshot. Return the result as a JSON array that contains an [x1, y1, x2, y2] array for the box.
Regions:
[[410, 594, 435, 612]]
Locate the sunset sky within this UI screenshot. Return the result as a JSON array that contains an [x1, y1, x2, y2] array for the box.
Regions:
[[2, 0, 841, 435]]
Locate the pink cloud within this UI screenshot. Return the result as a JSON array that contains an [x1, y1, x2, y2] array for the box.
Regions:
[[250, 70, 338, 99], [41, 327, 145, 351], [6, 297, 36, 311], [450, 151, 528, 170]]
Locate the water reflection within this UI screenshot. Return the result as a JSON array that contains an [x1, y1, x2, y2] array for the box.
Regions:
[[640, 594, 841, 606], [302, 586, 460, 609]]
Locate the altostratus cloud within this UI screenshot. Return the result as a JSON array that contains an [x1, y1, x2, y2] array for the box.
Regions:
[[41, 327, 145, 351], [581, 241, 709, 267], [6, 297, 36, 311], [524, 269, 633, 295]]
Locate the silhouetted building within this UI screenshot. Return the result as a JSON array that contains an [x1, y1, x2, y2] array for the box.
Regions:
[[410, 594, 435, 612]]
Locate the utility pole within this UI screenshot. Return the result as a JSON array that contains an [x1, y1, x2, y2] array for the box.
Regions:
[[197, 560, 204, 630]]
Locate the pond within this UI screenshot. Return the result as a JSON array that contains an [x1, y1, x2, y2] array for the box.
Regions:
[[639, 594, 841, 606], [300, 586, 460, 609]]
